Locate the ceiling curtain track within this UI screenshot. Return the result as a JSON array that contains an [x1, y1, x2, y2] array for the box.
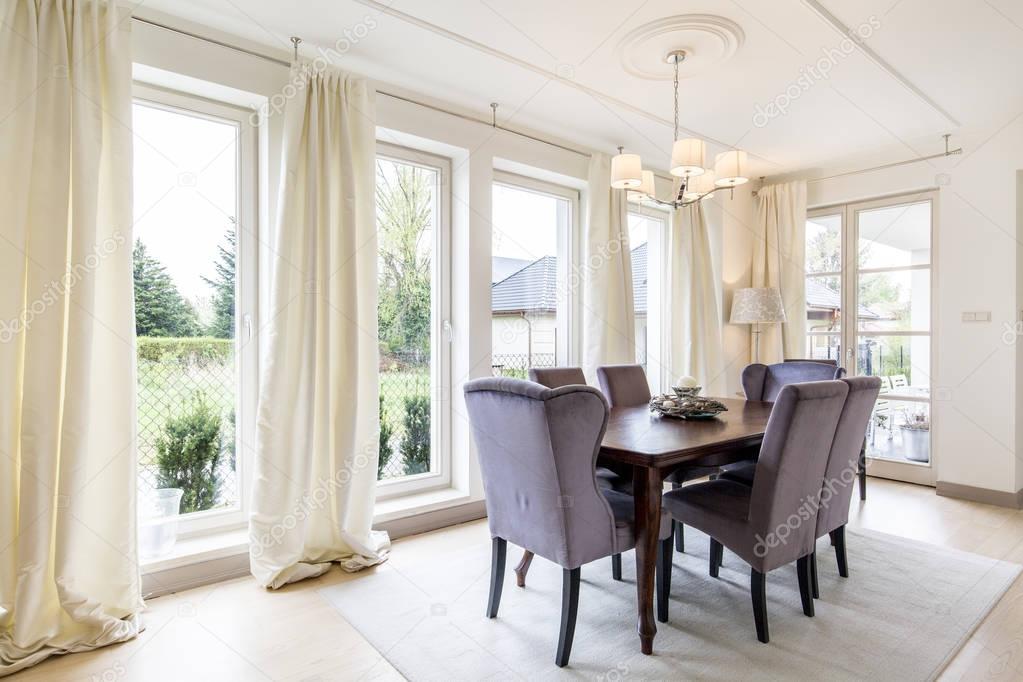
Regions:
[[131, 16, 590, 159]]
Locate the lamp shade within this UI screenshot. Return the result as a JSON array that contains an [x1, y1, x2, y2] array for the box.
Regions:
[[611, 152, 642, 189], [683, 169, 716, 200], [670, 138, 706, 177], [627, 170, 656, 201], [714, 150, 749, 187], [730, 287, 786, 324]]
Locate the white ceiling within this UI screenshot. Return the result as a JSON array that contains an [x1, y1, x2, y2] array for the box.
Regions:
[[143, 0, 1023, 177]]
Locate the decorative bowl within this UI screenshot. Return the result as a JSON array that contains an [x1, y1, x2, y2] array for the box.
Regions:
[[649, 394, 728, 420]]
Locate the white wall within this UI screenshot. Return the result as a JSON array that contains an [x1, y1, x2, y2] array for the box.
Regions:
[[785, 123, 1023, 495]]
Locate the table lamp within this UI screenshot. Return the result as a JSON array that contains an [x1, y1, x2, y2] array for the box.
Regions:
[[730, 287, 787, 363]]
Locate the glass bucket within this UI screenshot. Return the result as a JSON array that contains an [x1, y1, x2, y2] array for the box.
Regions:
[[139, 488, 184, 560]]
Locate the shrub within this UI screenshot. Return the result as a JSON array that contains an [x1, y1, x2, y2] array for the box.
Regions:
[[156, 393, 223, 514], [137, 336, 233, 366], [378, 395, 394, 479], [401, 395, 431, 476]]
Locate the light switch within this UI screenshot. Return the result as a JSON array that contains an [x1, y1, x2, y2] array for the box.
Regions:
[[962, 311, 991, 322]]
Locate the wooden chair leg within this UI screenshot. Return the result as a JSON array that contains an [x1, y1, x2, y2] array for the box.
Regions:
[[831, 525, 848, 577], [709, 538, 723, 578], [751, 568, 769, 643], [810, 551, 820, 599], [611, 553, 622, 581], [488, 537, 507, 618], [514, 550, 533, 588], [858, 440, 867, 501], [796, 555, 815, 617], [656, 537, 672, 623], [555, 567, 581, 667], [674, 520, 685, 553]]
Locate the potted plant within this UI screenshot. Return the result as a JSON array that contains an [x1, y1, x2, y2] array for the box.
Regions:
[[899, 411, 930, 463]]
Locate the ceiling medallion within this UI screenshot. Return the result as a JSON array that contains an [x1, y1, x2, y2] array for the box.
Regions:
[[617, 14, 745, 81]]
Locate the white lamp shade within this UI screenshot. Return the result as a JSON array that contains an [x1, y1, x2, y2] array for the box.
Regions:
[[670, 138, 706, 177], [730, 287, 787, 324], [714, 150, 749, 187], [683, 169, 716, 200], [611, 153, 642, 189], [627, 170, 656, 201]]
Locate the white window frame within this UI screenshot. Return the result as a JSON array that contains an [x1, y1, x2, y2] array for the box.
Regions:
[[132, 83, 259, 537], [374, 142, 453, 500], [809, 190, 938, 485], [492, 171, 580, 366], [627, 205, 671, 395]]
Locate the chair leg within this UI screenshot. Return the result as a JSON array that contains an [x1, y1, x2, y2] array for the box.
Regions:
[[709, 538, 723, 578], [555, 567, 581, 667], [810, 551, 820, 599], [796, 555, 815, 617], [656, 537, 672, 623], [674, 520, 685, 553], [858, 440, 867, 501], [611, 553, 622, 581], [750, 568, 769, 643], [488, 537, 507, 618], [514, 550, 533, 588], [831, 525, 849, 577]]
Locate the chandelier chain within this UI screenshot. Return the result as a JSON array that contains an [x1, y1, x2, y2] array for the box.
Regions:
[[673, 56, 679, 142]]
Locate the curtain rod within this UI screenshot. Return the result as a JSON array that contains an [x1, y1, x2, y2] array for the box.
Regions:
[[131, 16, 590, 159]]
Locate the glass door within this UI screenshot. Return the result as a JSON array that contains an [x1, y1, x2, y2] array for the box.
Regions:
[[806, 191, 936, 485]]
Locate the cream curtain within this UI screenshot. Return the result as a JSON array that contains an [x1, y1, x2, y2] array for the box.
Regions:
[[752, 181, 807, 363], [0, 1, 142, 674], [669, 202, 727, 395], [582, 154, 635, 380], [249, 65, 390, 589]]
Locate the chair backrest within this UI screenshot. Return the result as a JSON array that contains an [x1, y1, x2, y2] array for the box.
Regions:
[[891, 374, 909, 388], [815, 376, 881, 537], [528, 366, 586, 389], [463, 377, 618, 569], [747, 381, 848, 572], [596, 364, 651, 407], [741, 361, 846, 402]]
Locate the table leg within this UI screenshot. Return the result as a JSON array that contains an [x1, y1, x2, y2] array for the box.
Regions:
[[633, 465, 662, 655]]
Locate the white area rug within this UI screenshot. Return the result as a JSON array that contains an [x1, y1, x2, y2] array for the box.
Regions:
[[320, 526, 1019, 681]]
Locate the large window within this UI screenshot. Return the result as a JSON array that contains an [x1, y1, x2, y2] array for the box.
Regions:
[[491, 173, 577, 377], [806, 192, 934, 476], [132, 85, 256, 543], [628, 210, 667, 379], [375, 144, 451, 496]]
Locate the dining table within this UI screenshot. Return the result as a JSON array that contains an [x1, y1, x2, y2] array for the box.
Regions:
[[599, 397, 774, 654]]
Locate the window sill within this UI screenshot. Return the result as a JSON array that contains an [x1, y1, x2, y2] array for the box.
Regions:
[[141, 527, 248, 575], [374, 485, 473, 524]]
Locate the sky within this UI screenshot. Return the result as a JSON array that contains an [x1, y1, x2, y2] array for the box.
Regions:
[[132, 101, 238, 306]]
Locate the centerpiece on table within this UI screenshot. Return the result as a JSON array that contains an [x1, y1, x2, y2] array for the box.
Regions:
[[649, 375, 728, 420]]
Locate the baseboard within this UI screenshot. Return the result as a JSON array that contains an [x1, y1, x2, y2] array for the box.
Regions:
[[377, 499, 487, 541], [936, 481, 1023, 509]]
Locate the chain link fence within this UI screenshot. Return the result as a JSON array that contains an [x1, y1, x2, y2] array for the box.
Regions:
[[491, 353, 556, 379], [378, 351, 431, 481], [137, 338, 237, 513]]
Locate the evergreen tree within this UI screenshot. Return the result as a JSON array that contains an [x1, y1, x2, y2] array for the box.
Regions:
[[202, 223, 236, 339], [133, 239, 200, 337]]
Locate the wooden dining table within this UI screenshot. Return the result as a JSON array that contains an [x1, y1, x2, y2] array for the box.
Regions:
[[599, 397, 774, 654]]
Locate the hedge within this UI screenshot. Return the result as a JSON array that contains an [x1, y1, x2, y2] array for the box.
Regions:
[[137, 336, 233, 364]]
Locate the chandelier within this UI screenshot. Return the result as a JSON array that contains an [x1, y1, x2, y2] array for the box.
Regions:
[[610, 50, 749, 208]]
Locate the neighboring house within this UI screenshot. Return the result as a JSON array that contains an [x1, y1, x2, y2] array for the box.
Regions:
[[491, 245, 648, 367], [804, 278, 880, 360]]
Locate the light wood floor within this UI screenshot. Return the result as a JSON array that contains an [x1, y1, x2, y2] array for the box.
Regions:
[[14, 477, 1023, 681]]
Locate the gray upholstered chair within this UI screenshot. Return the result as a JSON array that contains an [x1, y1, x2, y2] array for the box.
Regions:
[[463, 377, 672, 667], [520, 366, 626, 584], [726, 361, 866, 500], [597, 363, 721, 556], [809, 376, 881, 597], [661, 381, 849, 643]]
